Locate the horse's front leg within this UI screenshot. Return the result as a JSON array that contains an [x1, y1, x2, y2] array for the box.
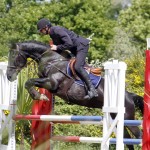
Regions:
[[25, 77, 58, 100]]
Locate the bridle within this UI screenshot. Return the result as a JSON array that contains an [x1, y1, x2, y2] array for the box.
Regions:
[[7, 45, 27, 72], [7, 44, 49, 72]]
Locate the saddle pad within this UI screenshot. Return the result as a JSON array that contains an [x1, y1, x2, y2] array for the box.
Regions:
[[67, 62, 101, 88]]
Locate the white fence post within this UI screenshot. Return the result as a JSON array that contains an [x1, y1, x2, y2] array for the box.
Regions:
[[101, 60, 127, 150], [0, 62, 17, 150]]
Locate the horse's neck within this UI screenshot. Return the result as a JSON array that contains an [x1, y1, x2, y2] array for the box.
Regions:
[[19, 41, 49, 62], [22, 49, 48, 63], [39, 50, 66, 64]]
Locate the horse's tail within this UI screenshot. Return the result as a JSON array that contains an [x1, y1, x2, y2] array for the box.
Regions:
[[132, 94, 144, 115]]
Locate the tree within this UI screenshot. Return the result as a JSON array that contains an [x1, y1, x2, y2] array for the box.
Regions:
[[0, 0, 116, 61], [107, 26, 138, 60], [118, 0, 150, 51], [0, 0, 6, 17]]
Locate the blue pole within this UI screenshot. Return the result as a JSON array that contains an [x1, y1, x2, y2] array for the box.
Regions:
[[110, 138, 142, 145]]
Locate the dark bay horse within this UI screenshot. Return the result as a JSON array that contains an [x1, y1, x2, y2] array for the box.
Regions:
[[6, 41, 143, 150]]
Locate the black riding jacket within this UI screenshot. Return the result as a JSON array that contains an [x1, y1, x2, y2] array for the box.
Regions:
[[49, 26, 90, 55]]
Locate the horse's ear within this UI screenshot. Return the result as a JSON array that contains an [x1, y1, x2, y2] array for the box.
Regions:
[[16, 44, 19, 51]]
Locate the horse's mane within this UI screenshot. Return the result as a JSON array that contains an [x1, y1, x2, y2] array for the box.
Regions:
[[10, 40, 72, 59], [23, 41, 72, 59], [9, 40, 50, 49], [19, 40, 49, 47], [13, 40, 50, 55]]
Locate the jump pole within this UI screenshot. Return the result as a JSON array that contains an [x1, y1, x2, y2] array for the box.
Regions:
[[14, 115, 142, 126], [51, 136, 142, 145], [142, 38, 150, 150]]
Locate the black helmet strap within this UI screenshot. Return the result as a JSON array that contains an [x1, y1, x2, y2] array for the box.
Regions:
[[45, 28, 49, 34], [44, 25, 51, 34]]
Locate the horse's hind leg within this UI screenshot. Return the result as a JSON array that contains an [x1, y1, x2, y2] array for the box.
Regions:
[[127, 126, 142, 139], [124, 126, 142, 150], [124, 127, 135, 150]]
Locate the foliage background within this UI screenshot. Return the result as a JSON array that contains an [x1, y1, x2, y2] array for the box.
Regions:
[[0, 0, 149, 149]]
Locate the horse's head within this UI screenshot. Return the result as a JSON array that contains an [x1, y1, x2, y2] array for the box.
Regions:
[[7, 44, 27, 81]]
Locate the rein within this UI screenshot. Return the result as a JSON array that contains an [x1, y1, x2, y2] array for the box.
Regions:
[[8, 47, 74, 80], [46, 58, 75, 103], [47, 59, 74, 79]]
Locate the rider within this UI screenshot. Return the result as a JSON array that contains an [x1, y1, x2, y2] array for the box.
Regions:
[[37, 18, 98, 100]]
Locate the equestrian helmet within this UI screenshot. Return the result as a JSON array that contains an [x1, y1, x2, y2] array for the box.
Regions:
[[37, 18, 52, 31]]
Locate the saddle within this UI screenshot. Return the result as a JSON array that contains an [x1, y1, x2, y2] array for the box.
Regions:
[[69, 58, 103, 79]]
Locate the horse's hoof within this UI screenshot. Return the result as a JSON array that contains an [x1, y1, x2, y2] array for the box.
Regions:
[[39, 94, 49, 101]]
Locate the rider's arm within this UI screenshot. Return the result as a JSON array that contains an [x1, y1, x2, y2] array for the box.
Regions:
[[54, 27, 73, 52]]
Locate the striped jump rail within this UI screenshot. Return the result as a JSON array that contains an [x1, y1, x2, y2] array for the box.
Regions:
[[51, 136, 142, 145], [13, 115, 142, 126]]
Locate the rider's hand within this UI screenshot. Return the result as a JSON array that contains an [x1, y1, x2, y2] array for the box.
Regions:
[[51, 45, 57, 51]]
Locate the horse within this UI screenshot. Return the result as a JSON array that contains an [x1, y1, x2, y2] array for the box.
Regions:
[[6, 40, 143, 150]]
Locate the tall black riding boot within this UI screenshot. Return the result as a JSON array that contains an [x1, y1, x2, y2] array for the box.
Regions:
[[78, 69, 98, 100]]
